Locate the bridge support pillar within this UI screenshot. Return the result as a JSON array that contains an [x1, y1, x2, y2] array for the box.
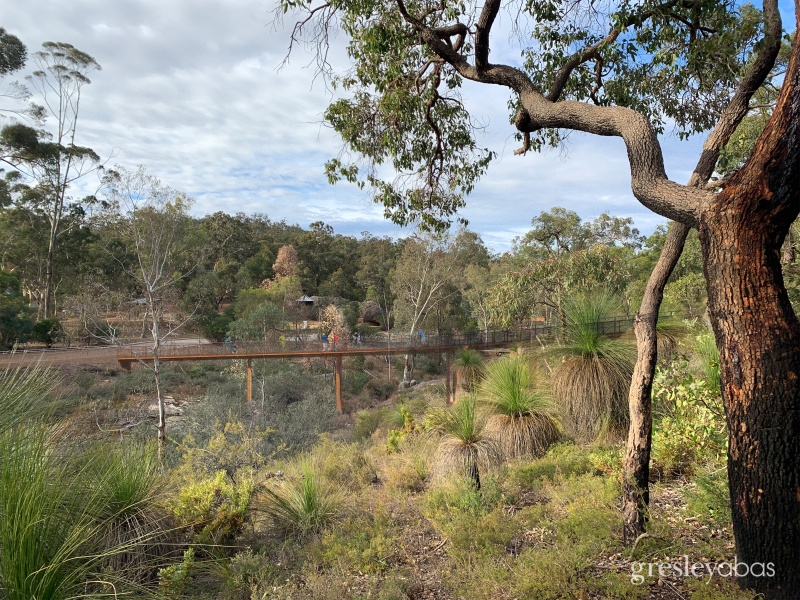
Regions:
[[445, 352, 452, 406], [247, 358, 252, 402], [335, 355, 343, 413]]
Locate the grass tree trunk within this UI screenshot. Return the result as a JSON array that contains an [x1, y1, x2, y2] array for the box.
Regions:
[[622, 222, 689, 543], [467, 448, 481, 492]]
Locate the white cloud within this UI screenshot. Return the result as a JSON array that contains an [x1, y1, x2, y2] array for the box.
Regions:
[[3, 0, 711, 253]]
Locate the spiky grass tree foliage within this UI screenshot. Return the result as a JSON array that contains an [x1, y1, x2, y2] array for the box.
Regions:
[[550, 291, 634, 442], [694, 330, 721, 391], [261, 456, 342, 539], [87, 442, 172, 583], [426, 395, 500, 491], [478, 355, 561, 459], [624, 320, 686, 364], [454, 348, 483, 392], [0, 368, 168, 598]]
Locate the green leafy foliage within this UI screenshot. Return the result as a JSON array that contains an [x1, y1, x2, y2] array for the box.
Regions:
[[31, 317, 63, 346], [651, 358, 727, 477], [170, 470, 254, 545], [0, 269, 34, 348]]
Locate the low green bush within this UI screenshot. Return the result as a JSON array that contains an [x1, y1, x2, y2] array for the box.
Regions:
[[170, 470, 254, 546], [651, 359, 727, 477], [261, 458, 342, 540]]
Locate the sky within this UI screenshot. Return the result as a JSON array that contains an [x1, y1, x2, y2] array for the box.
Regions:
[[2, 1, 788, 253]]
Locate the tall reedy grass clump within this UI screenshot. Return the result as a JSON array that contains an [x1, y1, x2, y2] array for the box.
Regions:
[[261, 455, 343, 539], [549, 290, 634, 442], [0, 368, 168, 598], [478, 355, 561, 459], [454, 348, 483, 393], [425, 395, 500, 491], [86, 441, 173, 583], [694, 330, 721, 391]]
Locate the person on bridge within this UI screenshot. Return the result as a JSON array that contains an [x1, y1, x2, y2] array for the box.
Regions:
[[321, 332, 328, 351], [333, 333, 339, 350], [418, 329, 426, 344]]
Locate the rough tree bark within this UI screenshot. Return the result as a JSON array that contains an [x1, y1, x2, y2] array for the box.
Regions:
[[697, 28, 800, 592], [622, 0, 783, 540]]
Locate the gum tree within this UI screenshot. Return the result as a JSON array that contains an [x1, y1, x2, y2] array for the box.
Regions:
[[1, 42, 101, 318], [103, 165, 196, 457], [280, 0, 800, 595]]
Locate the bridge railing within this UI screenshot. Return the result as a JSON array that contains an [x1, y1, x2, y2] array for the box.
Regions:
[[116, 317, 635, 360]]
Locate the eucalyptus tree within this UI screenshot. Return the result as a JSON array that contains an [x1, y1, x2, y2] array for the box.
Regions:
[[281, 0, 800, 594], [0, 42, 101, 318], [391, 231, 460, 383], [0, 27, 31, 117], [103, 165, 198, 456]]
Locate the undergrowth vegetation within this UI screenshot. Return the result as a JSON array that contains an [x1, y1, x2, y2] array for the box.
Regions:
[[0, 327, 740, 599]]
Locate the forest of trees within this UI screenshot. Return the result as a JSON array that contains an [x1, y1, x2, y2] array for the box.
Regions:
[[0, 190, 749, 351]]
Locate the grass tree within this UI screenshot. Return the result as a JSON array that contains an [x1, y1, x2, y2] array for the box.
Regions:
[[453, 347, 483, 395], [261, 456, 342, 539], [426, 395, 500, 491], [479, 355, 561, 459], [0, 368, 169, 598], [549, 290, 634, 442]]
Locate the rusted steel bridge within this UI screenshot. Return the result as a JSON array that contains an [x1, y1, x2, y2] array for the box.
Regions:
[[116, 319, 632, 412]]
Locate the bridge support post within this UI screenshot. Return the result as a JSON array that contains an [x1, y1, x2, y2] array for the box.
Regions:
[[335, 355, 343, 413], [247, 358, 252, 402], [445, 352, 452, 406]]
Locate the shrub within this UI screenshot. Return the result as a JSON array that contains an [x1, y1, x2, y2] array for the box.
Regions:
[[651, 359, 727, 477], [682, 467, 731, 528], [170, 470, 254, 545], [198, 312, 234, 342], [353, 407, 390, 441], [314, 513, 398, 574], [32, 318, 63, 347]]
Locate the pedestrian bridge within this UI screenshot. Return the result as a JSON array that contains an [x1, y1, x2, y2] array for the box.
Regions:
[[117, 319, 632, 411]]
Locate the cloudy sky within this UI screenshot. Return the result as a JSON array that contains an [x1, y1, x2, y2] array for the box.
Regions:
[[2, 1, 783, 252]]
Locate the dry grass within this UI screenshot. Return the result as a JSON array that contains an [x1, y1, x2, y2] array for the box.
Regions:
[[484, 413, 560, 459], [551, 355, 632, 442]]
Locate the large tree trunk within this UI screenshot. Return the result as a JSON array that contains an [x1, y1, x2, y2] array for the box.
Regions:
[[622, 221, 689, 542], [697, 23, 800, 593], [700, 203, 800, 596], [621, 0, 783, 544]]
